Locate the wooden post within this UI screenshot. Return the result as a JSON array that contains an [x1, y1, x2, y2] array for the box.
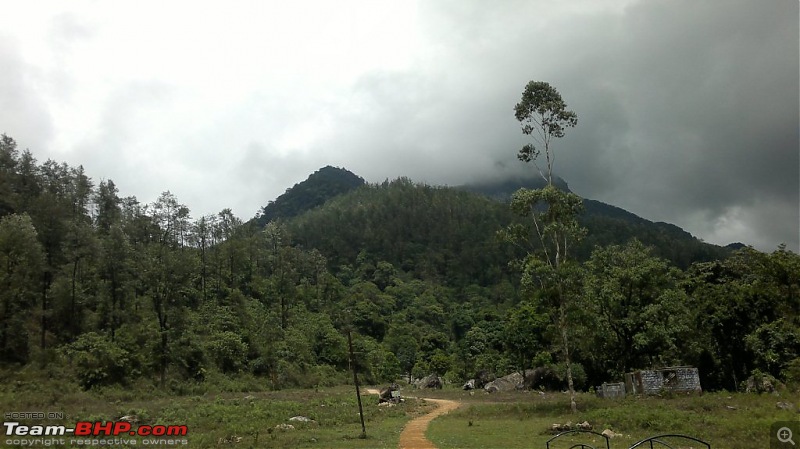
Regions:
[[347, 329, 367, 439]]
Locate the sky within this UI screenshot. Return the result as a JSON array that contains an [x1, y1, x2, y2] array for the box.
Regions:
[[1, 0, 798, 252]]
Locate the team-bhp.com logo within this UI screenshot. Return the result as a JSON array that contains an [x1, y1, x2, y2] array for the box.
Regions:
[[4, 420, 188, 446]]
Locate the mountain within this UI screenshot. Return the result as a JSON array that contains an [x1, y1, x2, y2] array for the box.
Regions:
[[254, 166, 365, 227], [255, 168, 729, 272], [459, 177, 731, 267], [289, 178, 519, 286], [458, 174, 572, 199]]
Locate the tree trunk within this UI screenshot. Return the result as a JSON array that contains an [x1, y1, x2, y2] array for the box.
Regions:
[[559, 303, 577, 413]]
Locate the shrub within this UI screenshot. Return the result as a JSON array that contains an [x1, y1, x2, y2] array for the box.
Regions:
[[61, 332, 137, 389]]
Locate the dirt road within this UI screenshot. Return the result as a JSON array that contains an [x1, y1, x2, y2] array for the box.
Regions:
[[398, 397, 460, 449], [365, 388, 460, 449]]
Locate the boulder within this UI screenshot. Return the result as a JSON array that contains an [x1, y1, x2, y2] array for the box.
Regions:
[[415, 374, 442, 389], [473, 370, 492, 389], [289, 416, 315, 423], [520, 366, 562, 391], [378, 383, 401, 403], [462, 379, 476, 390], [745, 373, 780, 393], [483, 368, 564, 393], [484, 371, 524, 393]]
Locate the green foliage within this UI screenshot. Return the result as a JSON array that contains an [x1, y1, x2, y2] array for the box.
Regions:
[[256, 166, 365, 227], [583, 239, 691, 378], [0, 213, 44, 363], [62, 332, 136, 389], [783, 357, 800, 389], [0, 132, 796, 400], [290, 178, 519, 288], [208, 330, 249, 373], [514, 81, 577, 184], [503, 302, 548, 374]]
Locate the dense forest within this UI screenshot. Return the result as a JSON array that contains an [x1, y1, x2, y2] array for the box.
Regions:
[[0, 133, 798, 395]]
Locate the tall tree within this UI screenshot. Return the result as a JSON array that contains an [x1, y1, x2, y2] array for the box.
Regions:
[[146, 192, 197, 387], [0, 214, 44, 363], [514, 81, 578, 185], [503, 80, 584, 412], [0, 134, 19, 215]]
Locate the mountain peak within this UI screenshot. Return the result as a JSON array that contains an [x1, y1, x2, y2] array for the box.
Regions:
[[255, 166, 364, 226]]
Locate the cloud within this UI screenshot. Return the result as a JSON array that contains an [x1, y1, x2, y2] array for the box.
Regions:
[[0, 0, 795, 252], [0, 35, 55, 150]]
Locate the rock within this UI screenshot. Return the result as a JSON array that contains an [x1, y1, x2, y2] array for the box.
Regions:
[[745, 373, 782, 393], [119, 415, 138, 424], [725, 405, 738, 410], [463, 379, 476, 390], [275, 424, 295, 431], [577, 421, 592, 431], [289, 416, 314, 423], [415, 374, 442, 389], [777, 401, 795, 410], [379, 383, 401, 403], [520, 367, 562, 391], [218, 435, 243, 444], [484, 371, 524, 393], [550, 422, 574, 433], [378, 401, 395, 407], [601, 429, 619, 438], [473, 370, 492, 389], [483, 368, 565, 393]]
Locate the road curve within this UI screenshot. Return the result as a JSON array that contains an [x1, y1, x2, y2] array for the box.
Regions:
[[398, 397, 460, 449]]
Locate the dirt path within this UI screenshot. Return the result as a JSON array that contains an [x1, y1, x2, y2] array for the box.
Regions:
[[365, 388, 460, 449], [398, 397, 460, 449]]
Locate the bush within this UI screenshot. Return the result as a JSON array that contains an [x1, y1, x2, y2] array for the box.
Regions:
[[208, 331, 248, 373], [61, 332, 137, 389], [783, 357, 800, 390]]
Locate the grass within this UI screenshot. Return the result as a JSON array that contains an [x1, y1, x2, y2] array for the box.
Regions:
[[0, 370, 431, 449], [1, 369, 797, 449], [425, 389, 800, 449]]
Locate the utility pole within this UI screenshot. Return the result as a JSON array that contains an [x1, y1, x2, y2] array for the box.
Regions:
[[347, 329, 367, 439]]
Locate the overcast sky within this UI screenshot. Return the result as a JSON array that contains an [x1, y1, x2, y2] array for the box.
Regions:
[[1, 0, 797, 251]]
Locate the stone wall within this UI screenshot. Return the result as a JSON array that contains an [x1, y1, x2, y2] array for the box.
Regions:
[[625, 367, 701, 395], [596, 382, 626, 398]]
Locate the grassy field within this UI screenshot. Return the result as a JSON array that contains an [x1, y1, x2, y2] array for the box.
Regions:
[[424, 389, 800, 449], [2, 370, 798, 449], [0, 371, 432, 449]]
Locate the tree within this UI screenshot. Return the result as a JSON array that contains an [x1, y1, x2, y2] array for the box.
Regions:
[[504, 302, 548, 379], [145, 192, 197, 387], [514, 81, 577, 185], [584, 240, 690, 378], [0, 214, 44, 363], [0, 134, 19, 215], [502, 80, 584, 412]]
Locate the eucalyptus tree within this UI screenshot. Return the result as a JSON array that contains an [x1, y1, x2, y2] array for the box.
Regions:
[[502, 80, 584, 412]]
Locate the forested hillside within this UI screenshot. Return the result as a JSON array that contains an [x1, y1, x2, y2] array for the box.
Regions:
[[254, 166, 364, 227], [0, 133, 798, 396], [460, 177, 731, 267]]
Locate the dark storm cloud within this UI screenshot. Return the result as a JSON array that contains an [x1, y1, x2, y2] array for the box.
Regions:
[[0, 1, 795, 252], [553, 0, 800, 250], [336, 0, 798, 250]]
